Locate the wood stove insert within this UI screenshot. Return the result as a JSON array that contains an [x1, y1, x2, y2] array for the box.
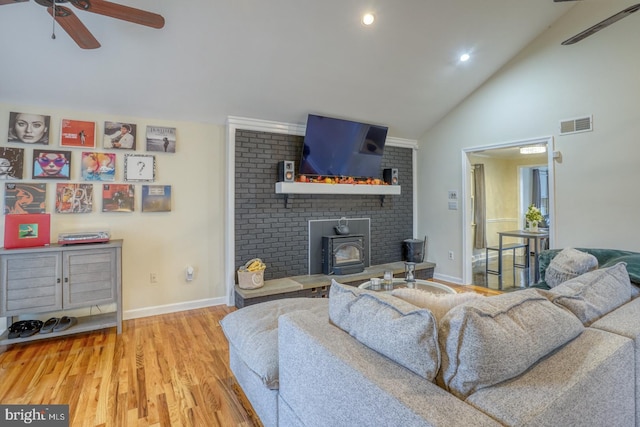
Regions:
[[322, 234, 365, 275]]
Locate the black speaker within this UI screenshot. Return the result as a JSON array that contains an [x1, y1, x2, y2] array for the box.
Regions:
[[278, 160, 295, 182], [383, 168, 398, 185]]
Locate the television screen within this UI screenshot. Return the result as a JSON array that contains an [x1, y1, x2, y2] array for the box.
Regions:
[[299, 114, 388, 179]]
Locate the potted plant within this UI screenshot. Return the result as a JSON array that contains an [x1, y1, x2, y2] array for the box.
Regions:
[[525, 204, 543, 231]]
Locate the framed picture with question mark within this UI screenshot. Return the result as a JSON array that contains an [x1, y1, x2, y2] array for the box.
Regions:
[[124, 154, 155, 182]]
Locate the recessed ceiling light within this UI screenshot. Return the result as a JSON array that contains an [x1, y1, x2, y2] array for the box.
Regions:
[[362, 13, 375, 26], [460, 53, 470, 62]]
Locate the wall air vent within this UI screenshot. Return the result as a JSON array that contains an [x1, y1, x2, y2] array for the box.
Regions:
[[559, 115, 593, 135]]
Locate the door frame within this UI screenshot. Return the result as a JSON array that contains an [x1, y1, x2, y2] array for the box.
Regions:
[[460, 136, 556, 285]]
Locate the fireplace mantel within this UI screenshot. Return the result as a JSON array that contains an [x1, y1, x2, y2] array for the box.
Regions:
[[275, 182, 401, 196]]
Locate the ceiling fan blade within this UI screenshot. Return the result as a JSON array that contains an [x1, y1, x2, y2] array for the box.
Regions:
[[48, 5, 101, 49], [0, 0, 28, 5], [68, 0, 164, 29], [562, 3, 640, 45]]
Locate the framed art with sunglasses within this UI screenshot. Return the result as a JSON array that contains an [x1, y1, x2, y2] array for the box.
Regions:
[[32, 149, 71, 180]]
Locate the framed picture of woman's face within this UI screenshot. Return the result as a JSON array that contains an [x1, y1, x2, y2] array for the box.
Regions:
[[32, 150, 71, 180], [124, 154, 155, 182], [8, 111, 51, 145]]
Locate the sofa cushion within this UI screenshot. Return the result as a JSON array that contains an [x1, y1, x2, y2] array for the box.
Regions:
[[465, 328, 635, 427], [545, 248, 598, 288], [329, 279, 440, 381], [544, 262, 632, 326], [391, 288, 483, 323], [438, 289, 584, 399], [220, 297, 329, 389], [600, 254, 640, 298]]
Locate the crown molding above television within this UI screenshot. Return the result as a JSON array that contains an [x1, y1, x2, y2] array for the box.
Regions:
[[226, 116, 418, 149], [275, 182, 401, 196]]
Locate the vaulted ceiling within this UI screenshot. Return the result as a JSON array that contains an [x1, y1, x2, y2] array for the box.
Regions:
[[0, 0, 582, 139]]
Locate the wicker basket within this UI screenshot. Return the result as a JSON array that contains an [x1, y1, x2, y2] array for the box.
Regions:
[[237, 269, 265, 289]]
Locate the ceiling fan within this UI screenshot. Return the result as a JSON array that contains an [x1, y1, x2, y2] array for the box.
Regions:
[[0, 0, 164, 49], [554, 0, 640, 45]]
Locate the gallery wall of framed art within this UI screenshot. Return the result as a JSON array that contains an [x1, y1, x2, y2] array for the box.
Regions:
[[1, 111, 178, 217], [0, 100, 228, 331], [0, 101, 228, 317], [0, 99, 235, 320]]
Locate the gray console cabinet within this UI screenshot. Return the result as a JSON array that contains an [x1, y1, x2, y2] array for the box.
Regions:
[[0, 240, 122, 346]]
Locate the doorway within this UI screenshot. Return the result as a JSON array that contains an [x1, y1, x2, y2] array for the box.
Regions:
[[461, 136, 555, 288]]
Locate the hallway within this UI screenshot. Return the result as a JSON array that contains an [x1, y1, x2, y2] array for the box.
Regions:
[[466, 141, 552, 294]]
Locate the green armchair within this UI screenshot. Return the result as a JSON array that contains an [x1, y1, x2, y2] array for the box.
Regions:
[[533, 248, 640, 289]]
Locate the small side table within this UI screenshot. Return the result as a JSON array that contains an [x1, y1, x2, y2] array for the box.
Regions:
[[496, 229, 550, 286]]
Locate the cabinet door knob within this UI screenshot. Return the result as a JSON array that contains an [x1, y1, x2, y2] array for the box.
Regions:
[[64, 277, 68, 283], [57, 278, 61, 283]]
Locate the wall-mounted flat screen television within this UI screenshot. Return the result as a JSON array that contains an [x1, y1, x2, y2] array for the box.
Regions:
[[299, 114, 388, 178]]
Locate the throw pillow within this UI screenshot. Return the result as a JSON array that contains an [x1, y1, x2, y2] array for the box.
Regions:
[[545, 247, 598, 288], [599, 253, 640, 297], [544, 262, 632, 326], [438, 289, 584, 400], [329, 279, 440, 381], [391, 288, 483, 323]]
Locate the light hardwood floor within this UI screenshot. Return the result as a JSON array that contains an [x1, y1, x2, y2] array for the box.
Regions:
[[0, 282, 497, 427], [0, 305, 261, 427]]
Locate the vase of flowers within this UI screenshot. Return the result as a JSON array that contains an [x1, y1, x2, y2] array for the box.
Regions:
[[525, 204, 543, 232]]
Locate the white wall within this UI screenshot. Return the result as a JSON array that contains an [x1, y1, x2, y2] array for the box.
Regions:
[[418, 0, 640, 282], [0, 102, 227, 319]]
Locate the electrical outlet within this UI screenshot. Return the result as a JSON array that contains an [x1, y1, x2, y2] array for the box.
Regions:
[[150, 272, 158, 283], [448, 251, 454, 260]]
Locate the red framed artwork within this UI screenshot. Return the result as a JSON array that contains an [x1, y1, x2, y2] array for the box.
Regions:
[[61, 119, 96, 148], [4, 213, 51, 249]]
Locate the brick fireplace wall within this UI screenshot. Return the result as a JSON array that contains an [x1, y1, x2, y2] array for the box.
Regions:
[[235, 129, 413, 280]]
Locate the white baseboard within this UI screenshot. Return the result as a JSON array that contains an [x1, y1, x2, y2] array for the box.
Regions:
[[0, 298, 229, 339], [124, 297, 227, 320], [433, 272, 463, 285], [9, 278, 507, 336]]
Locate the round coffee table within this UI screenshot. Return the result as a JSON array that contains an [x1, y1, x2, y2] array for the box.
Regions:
[[358, 278, 456, 294]]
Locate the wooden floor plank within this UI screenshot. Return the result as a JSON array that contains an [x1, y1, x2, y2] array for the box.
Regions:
[[0, 305, 259, 427]]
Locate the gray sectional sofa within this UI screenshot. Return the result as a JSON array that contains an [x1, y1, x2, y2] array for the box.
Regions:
[[221, 254, 640, 427]]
